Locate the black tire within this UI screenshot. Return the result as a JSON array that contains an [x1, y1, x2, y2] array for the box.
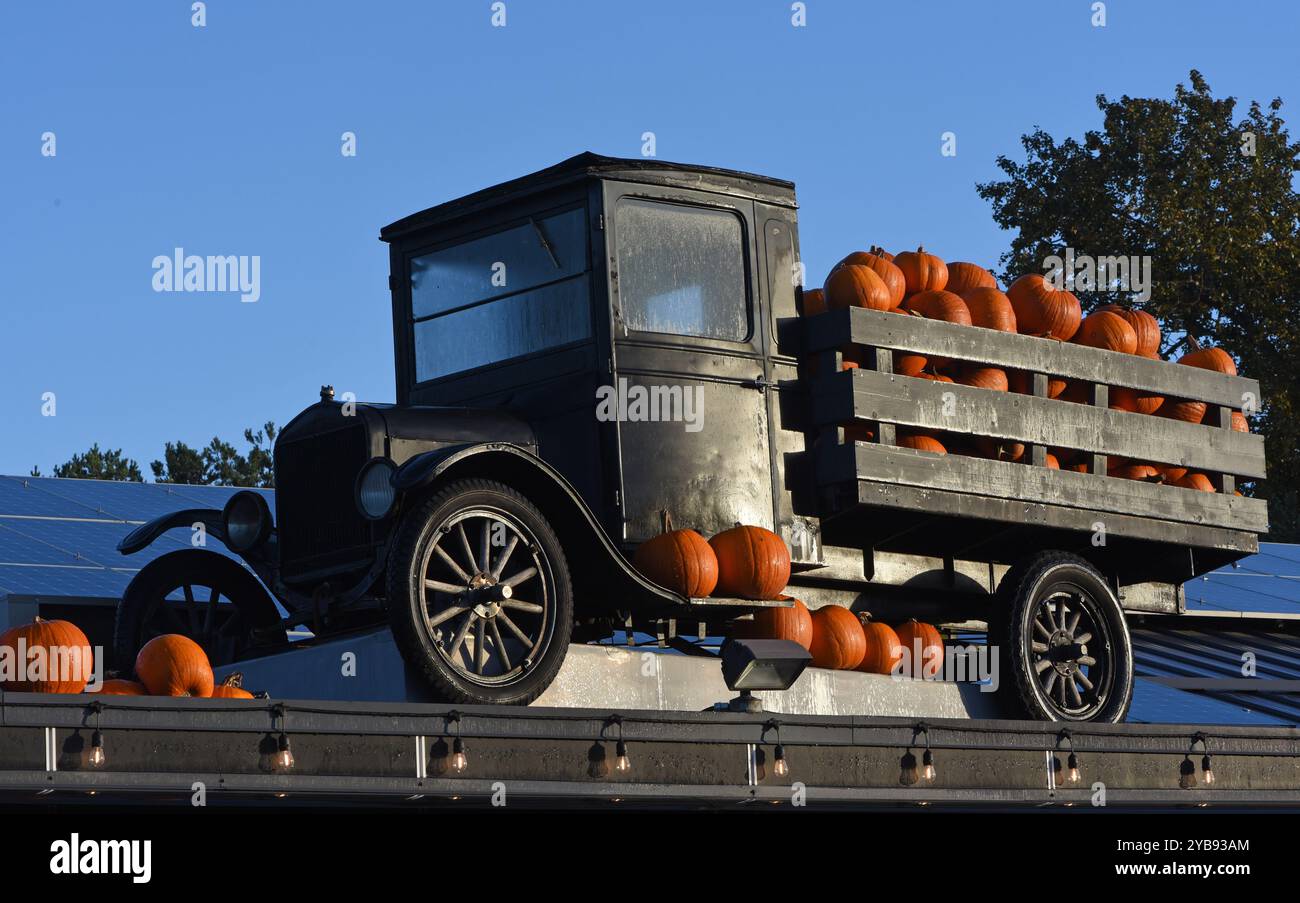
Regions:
[[990, 551, 1133, 723], [386, 478, 573, 706], [113, 549, 287, 672]]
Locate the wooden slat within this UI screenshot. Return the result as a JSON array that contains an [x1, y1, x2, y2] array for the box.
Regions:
[[814, 441, 1269, 534], [810, 368, 1267, 479], [831, 479, 1259, 555], [802, 308, 1260, 408]]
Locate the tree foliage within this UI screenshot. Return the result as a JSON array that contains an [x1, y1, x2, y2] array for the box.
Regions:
[[977, 71, 1300, 538], [37, 423, 277, 489], [43, 444, 144, 482]]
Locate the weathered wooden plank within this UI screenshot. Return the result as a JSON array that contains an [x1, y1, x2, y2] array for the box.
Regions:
[[832, 479, 1259, 555], [809, 368, 1267, 479], [803, 307, 1260, 408], [814, 441, 1269, 534]]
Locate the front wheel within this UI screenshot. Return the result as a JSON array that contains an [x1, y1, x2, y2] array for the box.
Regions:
[[991, 551, 1133, 723], [386, 479, 573, 706]]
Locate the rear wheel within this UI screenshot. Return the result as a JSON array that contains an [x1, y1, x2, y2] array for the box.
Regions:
[[991, 551, 1133, 723], [113, 549, 287, 671], [387, 479, 573, 706]]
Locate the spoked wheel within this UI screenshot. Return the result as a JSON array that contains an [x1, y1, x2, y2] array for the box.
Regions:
[[992, 551, 1133, 723], [113, 549, 288, 671], [388, 479, 573, 705]]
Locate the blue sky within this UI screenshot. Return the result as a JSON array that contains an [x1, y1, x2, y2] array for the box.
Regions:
[[2, 0, 1297, 476]]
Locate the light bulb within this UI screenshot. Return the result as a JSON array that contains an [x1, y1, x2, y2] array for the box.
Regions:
[[1179, 757, 1197, 789], [451, 737, 468, 773], [1067, 753, 1080, 783], [922, 749, 936, 782], [88, 730, 106, 769], [773, 743, 788, 778], [1201, 755, 1215, 785], [276, 733, 295, 771], [899, 752, 919, 786], [614, 739, 631, 773]]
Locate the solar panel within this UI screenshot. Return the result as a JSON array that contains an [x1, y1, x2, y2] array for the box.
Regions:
[[0, 475, 266, 603]]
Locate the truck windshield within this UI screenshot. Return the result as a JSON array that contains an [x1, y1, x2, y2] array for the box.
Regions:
[[615, 198, 748, 342], [409, 207, 590, 382]]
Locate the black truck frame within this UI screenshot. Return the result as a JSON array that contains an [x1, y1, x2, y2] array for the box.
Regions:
[[114, 152, 1267, 723]]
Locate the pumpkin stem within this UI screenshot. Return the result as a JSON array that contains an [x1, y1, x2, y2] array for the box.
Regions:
[[221, 672, 245, 688]]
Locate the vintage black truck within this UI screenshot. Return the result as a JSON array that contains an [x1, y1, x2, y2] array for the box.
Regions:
[[114, 153, 1267, 722]]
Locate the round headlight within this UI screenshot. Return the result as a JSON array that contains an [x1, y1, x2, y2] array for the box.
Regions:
[[355, 458, 397, 520], [222, 490, 272, 553]]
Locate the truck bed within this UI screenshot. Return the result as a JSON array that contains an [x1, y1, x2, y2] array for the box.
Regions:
[[798, 307, 1267, 584]]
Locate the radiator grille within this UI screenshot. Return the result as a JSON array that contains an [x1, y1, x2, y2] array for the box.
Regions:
[[274, 425, 372, 574]]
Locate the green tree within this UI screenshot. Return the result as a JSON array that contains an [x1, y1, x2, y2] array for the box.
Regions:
[[977, 70, 1300, 539], [151, 422, 277, 488], [49, 444, 144, 481]]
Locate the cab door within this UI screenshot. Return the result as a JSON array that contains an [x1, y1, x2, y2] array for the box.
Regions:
[[601, 181, 776, 545]]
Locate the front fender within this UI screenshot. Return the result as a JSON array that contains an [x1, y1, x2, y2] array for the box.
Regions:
[[117, 509, 227, 555], [392, 442, 689, 615]]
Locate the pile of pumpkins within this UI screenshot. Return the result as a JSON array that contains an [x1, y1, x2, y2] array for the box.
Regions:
[[802, 246, 1247, 491], [0, 616, 254, 699], [632, 518, 944, 676]]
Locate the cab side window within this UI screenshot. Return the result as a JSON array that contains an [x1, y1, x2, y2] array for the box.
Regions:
[[615, 198, 749, 342], [409, 207, 590, 383]]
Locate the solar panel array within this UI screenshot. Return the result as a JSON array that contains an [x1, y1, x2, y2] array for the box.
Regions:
[[0, 475, 271, 601], [1182, 542, 1300, 617]]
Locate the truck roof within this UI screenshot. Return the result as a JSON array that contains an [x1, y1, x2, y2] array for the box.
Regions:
[[379, 151, 798, 241]]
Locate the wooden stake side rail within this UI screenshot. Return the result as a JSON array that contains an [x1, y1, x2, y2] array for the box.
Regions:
[[802, 307, 1261, 409], [810, 368, 1266, 480], [814, 441, 1268, 536]]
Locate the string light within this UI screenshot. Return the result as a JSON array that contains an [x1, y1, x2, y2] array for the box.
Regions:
[[1192, 732, 1214, 786], [87, 701, 106, 769], [271, 704, 294, 772], [1057, 729, 1081, 784], [1179, 756, 1197, 789], [447, 712, 468, 773], [763, 719, 787, 779], [608, 715, 631, 774]]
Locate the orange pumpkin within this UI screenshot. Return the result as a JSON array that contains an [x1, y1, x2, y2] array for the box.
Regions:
[[1159, 398, 1208, 424], [915, 372, 955, 383], [1006, 274, 1081, 340], [89, 678, 148, 696], [808, 605, 866, 670], [800, 288, 826, 317], [1180, 343, 1237, 376], [1173, 473, 1216, 492], [1044, 453, 1060, 469], [1099, 305, 1161, 357], [0, 617, 93, 694], [1073, 311, 1138, 355], [1007, 368, 1067, 399], [975, 437, 1026, 462], [835, 250, 906, 309], [961, 287, 1017, 333], [1155, 464, 1188, 483], [893, 247, 948, 295], [709, 525, 791, 600], [733, 596, 814, 650], [825, 264, 892, 312], [1110, 463, 1161, 481], [1109, 385, 1164, 415], [894, 620, 944, 678], [856, 616, 904, 675], [898, 433, 947, 455], [957, 366, 1009, 392], [945, 262, 997, 295], [633, 515, 719, 598], [905, 289, 972, 326], [210, 672, 255, 699], [894, 350, 928, 377], [135, 634, 214, 698]]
